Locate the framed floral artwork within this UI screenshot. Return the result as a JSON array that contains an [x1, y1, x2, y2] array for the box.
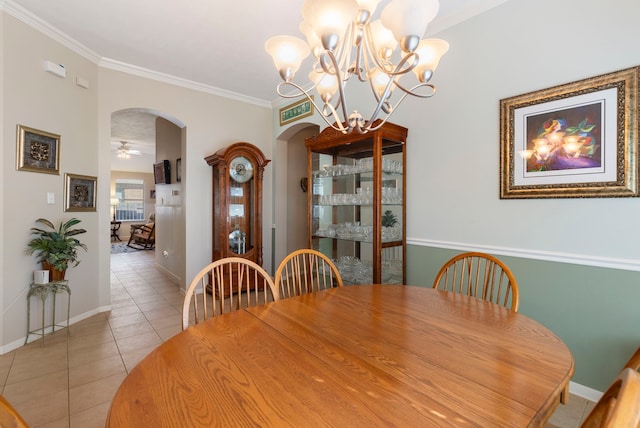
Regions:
[[500, 66, 639, 198]]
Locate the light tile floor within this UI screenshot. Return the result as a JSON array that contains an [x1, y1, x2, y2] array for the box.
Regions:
[[0, 250, 594, 427], [0, 250, 183, 427]]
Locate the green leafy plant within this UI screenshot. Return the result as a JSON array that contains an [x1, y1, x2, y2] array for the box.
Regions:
[[381, 210, 398, 227], [26, 218, 88, 272]]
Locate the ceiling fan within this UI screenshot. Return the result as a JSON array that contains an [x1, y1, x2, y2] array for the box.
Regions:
[[115, 141, 142, 159]]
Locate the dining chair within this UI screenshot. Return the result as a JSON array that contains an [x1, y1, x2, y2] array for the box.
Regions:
[[182, 257, 279, 330], [0, 395, 29, 428], [580, 367, 640, 428], [432, 252, 520, 312], [274, 249, 343, 299], [623, 347, 640, 371]]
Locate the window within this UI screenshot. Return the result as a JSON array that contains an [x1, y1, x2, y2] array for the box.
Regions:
[[115, 179, 145, 221]]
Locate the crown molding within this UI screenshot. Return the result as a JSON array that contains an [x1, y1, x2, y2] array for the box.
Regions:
[[100, 58, 271, 108], [1, 0, 270, 108], [1, 0, 102, 63]]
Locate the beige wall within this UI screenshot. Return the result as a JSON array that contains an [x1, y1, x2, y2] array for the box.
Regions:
[[0, 10, 272, 352], [1, 12, 100, 348]]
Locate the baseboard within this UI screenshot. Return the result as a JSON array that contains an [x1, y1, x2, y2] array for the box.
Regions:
[[569, 381, 602, 402], [154, 263, 181, 285], [0, 305, 112, 355]]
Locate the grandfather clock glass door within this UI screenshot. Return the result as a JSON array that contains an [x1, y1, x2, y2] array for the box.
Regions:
[[228, 180, 254, 256]]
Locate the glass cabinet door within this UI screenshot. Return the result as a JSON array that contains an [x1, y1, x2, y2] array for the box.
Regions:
[[307, 122, 407, 285]]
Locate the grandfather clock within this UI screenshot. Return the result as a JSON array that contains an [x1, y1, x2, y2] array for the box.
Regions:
[[205, 142, 270, 295]]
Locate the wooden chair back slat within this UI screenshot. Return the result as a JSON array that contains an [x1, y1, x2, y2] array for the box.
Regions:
[[433, 252, 519, 312], [274, 249, 343, 300], [182, 257, 278, 330]]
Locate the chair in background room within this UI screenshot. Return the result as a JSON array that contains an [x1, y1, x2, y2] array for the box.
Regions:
[[127, 222, 155, 249], [182, 257, 279, 330], [0, 395, 29, 428], [274, 249, 343, 299], [580, 368, 640, 428], [432, 252, 519, 312]]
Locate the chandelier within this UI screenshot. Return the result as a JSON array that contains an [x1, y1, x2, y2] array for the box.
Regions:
[[265, 0, 449, 134]]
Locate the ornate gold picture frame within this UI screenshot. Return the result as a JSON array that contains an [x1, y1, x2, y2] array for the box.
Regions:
[[500, 66, 639, 198], [65, 173, 97, 212], [16, 124, 60, 174]]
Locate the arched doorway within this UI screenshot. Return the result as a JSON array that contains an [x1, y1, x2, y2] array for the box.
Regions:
[[272, 122, 319, 270], [110, 108, 186, 284]]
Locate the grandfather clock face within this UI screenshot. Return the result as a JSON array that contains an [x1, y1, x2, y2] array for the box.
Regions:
[[229, 156, 254, 183]]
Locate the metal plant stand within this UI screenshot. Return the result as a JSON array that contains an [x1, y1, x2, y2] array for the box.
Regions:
[[25, 280, 71, 346]]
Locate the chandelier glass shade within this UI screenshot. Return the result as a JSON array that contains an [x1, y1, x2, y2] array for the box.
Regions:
[[117, 148, 130, 159], [265, 0, 449, 134]]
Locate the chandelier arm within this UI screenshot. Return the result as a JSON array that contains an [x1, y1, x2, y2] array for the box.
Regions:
[[366, 72, 394, 116], [362, 114, 395, 132], [322, 102, 350, 133], [318, 51, 350, 126], [387, 52, 419, 76], [276, 81, 312, 99], [361, 25, 419, 77], [393, 81, 437, 98], [361, 93, 411, 133], [338, 23, 356, 81], [353, 25, 369, 82], [363, 86, 407, 131], [362, 25, 392, 75]]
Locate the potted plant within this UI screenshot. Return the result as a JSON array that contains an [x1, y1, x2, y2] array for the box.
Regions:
[[26, 218, 87, 281], [381, 210, 398, 227]]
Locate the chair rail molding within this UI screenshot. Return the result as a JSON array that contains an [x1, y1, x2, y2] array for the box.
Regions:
[[407, 238, 640, 272]]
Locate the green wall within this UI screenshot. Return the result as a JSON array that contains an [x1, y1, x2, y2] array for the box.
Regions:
[[407, 245, 640, 392]]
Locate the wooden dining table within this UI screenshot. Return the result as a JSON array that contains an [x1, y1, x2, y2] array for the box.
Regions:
[[106, 285, 574, 427]]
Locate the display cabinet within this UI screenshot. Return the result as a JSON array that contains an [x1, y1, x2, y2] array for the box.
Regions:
[[205, 142, 270, 295], [306, 122, 406, 285]]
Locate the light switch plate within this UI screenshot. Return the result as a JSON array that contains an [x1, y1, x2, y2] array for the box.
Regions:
[[47, 192, 55, 204]]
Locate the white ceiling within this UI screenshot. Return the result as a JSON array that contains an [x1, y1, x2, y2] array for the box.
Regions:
[[7, 0, 509, 171]]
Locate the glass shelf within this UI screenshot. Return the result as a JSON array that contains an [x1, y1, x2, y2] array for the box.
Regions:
[[312, 157, 403, 178], [306, 122, 407, 285]]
